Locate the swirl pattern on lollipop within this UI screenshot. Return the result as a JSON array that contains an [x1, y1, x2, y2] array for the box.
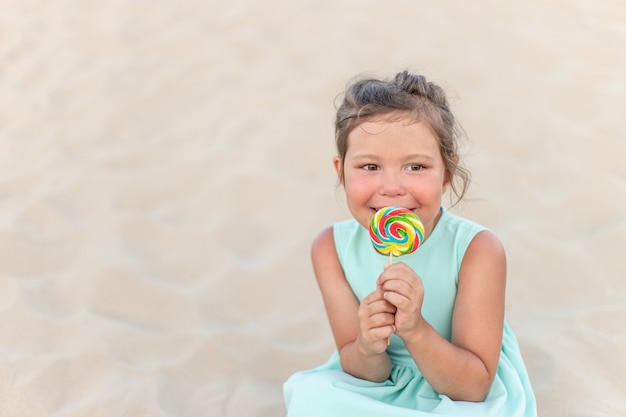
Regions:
[[369, 206, 425, 257]]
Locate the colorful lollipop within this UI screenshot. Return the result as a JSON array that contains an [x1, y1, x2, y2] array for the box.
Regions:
[[369, 206, 425, 263]]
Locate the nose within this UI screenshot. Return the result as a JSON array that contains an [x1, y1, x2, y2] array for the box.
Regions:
[[378, 170, 406, 197]]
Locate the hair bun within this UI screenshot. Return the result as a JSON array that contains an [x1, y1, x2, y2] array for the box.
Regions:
[[394, 70, 449, 110]]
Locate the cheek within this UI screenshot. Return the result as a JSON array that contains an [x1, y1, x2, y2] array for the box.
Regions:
[[413, 173, 447, 196], [343, 171, 372, 194]]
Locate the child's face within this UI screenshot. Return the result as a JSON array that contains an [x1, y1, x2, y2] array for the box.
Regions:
[[335, 117, 450, 240]]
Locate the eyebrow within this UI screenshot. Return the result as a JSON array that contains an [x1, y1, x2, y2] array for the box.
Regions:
[[348, 153, 380, 160], [349, 153, 436, 161], [404, 154, 436, 161]]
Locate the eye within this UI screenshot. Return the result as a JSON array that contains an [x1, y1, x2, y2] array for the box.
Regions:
[[406, 164, 425, 172], [361, 164, 380, 171]]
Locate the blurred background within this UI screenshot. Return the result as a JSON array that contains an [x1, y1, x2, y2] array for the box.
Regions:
[[1, 1, 625, 416]]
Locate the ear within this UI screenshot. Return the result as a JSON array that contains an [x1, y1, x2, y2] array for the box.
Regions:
[[443, 156, 458, 194], [443, 174, 451, 194], [333, 156, 344, 184]]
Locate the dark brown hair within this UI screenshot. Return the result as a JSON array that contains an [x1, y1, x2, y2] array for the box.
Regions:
[[334, 70, 471, 205]]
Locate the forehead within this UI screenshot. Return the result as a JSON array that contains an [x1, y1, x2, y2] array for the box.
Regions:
[[347, 115, 439, 146], [351, 111, 436, 135]]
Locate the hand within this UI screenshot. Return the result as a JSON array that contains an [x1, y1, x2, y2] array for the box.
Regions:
[[377, 262, 425, 340], [356, 287, 397, 354]]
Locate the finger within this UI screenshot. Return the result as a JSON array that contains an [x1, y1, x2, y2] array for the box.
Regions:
[[382, 289, 412, 309], [367, 299, 397, 314], [363, 287, 396, 306], [381, 285, 416, 310], [367, 323, 396, 341], [359, 294, 394, 321], [360, 302, 395, 324], [378, 263, 419, 287], [380, 278, 413, 295], [369, 311, 395, 328]]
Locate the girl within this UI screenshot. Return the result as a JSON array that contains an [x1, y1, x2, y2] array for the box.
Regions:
[[284, 70, 536, 416]]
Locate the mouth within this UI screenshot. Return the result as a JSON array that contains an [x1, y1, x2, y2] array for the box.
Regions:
[[370, 206, 417, 214]]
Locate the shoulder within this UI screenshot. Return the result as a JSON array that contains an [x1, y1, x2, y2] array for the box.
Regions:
[[311, 219, 364, 283], [311, 225, 342, 279], [461, 229, 506, 285], [470, 229, 505, 255], [311, 226, 336, 261], [313, 219, 362, 262]]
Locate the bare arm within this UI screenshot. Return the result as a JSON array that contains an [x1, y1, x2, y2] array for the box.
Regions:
[[312, 226, 396, 382], [379, 231, 506, 401]]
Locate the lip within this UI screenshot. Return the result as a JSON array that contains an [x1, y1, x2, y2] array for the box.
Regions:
[[370, 206, 417, 214]]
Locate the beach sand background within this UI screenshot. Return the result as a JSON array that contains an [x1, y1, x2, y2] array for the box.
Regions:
[[1, 1, 625, 416]]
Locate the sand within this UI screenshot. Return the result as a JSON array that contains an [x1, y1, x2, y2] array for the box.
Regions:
[[0, 0, 625, 416]]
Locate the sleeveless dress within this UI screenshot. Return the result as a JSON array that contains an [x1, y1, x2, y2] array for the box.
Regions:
[[284, 208, 536, 417]]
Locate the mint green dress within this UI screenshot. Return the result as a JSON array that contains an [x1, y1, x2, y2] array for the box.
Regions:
[[284, 209, 536, 416]]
